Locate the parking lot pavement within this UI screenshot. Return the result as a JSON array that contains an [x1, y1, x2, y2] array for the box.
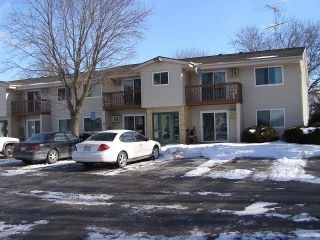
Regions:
[[0, 157, 320, 239]]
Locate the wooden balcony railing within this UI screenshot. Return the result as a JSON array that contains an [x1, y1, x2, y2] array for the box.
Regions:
[[186, 82, 242, 105], [103, 90, 141, 110], [11, 100, 51, 116]]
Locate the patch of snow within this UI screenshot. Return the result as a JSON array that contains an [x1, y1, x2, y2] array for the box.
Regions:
[[0, 220, 48, 239], [293, 229, 320, 239], [292, 213, 319, 222], [301, 127, 317, 134], [197, 192, 232, 197], [234, 202, 277, 216], [184, 160, 229, 177], [208, 169, 253, 180], [127, 204, 188, 215], [11, 190, 113, 205], [0, 160, 75, 176], [249, 129, 256, 133]]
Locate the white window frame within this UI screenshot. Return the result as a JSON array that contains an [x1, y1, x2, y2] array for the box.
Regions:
[[152, 71, 169, 86], [26, 119, 41, 138], [200, 110, 229, 142], [123, 114, 146, 135], [84, 82, 102, 98], [255, 108, 285, 128], [254, 66, 284, 86], [200, 70, 228, 84], [57, 87, 71, 101], [58, 118, 71, 132]]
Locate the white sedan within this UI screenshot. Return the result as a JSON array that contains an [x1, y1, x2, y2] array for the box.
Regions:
[[72, 130, 161, 168]]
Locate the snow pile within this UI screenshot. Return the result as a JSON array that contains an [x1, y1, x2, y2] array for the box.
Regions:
[[12, 190, 114, 205], [234, 202, 277, 216], [0, 220, 48, 239]]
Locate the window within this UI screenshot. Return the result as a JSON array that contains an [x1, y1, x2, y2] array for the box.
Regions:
[[58, 88, 71, 101], [84, 117, 102, 132], [84, 82, 101, 97], [255, 67, 283, 85], [59, 119, 71, 132], [124, 115, 145, 135], [153, 72, 168, 85], [257, 109, 285, 128]]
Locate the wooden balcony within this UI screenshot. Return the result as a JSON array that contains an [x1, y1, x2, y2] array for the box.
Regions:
[[11, 100, 51, 116], [186, 82, 242, 106], [103, 90, 141, 110]]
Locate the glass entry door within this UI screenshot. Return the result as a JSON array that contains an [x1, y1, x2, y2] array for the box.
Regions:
[[153, 112, 179, 145], [202, 112, 228, 142]]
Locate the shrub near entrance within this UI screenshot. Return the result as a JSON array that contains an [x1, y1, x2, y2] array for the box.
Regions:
[[242, 125, 279, 143], [283, 126, 320, 145]]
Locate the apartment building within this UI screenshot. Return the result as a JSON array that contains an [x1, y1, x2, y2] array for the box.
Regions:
[[0, 47, 309, 144]]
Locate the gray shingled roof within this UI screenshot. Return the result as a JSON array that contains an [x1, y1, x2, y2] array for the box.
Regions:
[[6, 47, 305, 85], [181, 47, 305, 64]]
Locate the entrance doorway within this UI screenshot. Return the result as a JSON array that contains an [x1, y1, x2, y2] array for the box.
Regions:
[[153, 112, 179, 144]]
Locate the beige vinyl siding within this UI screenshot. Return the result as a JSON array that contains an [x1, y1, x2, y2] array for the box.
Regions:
[[47, 86, 104, 133], [141, 62, 184, 108], [241, 62, 306, 135], [0, 85, 6, 116]]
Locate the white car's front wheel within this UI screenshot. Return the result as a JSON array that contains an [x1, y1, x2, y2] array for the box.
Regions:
[[117, 151, 128, 168]]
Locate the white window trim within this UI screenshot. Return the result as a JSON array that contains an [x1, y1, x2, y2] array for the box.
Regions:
[[83, 116, 102, 132], [254, 65, 284, 87], [58, 118, 71, 132], [85, 82, 102, 98], [26, 119, 41, 138], [123, 114, 147, 134], [200, 70, 228, 84], [152, 71, 169, 86], [255, 108, 286, 128], [200, 110, 229, 142]]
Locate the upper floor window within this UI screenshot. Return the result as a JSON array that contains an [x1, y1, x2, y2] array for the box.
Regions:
[[257, 109, 285, 128], [255, 67, 283, 86], [153, 72, 168, 85], [84, 82, 101, 97], [58, 88, 71, 101], [202, 71, 226, 85]]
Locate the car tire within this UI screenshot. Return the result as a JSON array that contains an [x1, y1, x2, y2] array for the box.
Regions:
[[152, 146, 159, 160], [3, 145, 14, 158], [46, 149, 59, 164], [117, 151, 128, 168]]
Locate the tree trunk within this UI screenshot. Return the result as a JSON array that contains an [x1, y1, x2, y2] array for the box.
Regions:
[[70, 114, 80, 136]]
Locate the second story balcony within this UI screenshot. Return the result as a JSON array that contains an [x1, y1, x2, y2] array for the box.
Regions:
[[103, 90, 141, 110], [186, 82, 242, 106], [11, 100, 51, 116]]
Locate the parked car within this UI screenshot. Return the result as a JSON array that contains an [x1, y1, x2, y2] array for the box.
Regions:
[[0, 137, 20, 158], [13, 132, 80, 164], [72, 130, 161, 168]]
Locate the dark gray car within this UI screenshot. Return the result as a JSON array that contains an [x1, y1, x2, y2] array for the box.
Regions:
[[13, 132, 79, 164]]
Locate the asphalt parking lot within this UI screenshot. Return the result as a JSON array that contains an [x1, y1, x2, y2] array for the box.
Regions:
[[0, 156, 320, 239]]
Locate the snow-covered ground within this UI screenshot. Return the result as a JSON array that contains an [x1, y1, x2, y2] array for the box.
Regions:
[[1, 141, 320, 239]]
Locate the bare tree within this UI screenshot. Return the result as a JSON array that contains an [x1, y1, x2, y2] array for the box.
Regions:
[[230, 6, 320, 96], [173, 47, 209, 59], [0, 0, 150, 136]]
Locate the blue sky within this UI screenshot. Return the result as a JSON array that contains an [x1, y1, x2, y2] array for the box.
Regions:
[[131, 0, 320, 63], [0, 0, 319, 80]]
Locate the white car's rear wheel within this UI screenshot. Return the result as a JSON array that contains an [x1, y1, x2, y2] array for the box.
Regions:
[[117, 151, 128, 168], [152, 146, 159, 159], [4, 145, 14, 158]]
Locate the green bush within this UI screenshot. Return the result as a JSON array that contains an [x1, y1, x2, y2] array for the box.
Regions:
[[242, 125, 279, 143], [309, 112, 320, 126], [283, 126, 320, 145]]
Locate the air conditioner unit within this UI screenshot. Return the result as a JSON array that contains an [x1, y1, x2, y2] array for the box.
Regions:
[[111, 115, 120, 123], [229, 68, 239, 76]]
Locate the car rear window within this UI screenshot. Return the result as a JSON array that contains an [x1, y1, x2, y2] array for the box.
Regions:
[[87, 132, 117, 141], [26, 133, 53, 143]]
